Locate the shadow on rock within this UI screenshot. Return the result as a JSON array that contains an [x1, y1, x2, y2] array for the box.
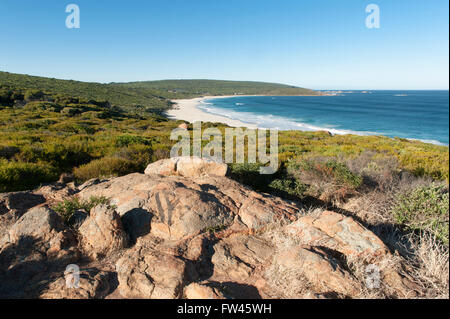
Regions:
[[121, 208, 153, 245], [208, 281, 262, 299], [0, 236, 75, 298]]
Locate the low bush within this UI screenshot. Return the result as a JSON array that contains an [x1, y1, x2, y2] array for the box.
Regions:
[[0, 160, 59, 192], [268, 178, 308, 199], [228, 163, 274, 192], [288, 157, 363, 202], [115, 135, 150, 147], [24, 101, 57, 111], [24, 89, 44, 101], [53, 196, 109, 225], [0, 146, 20, 159], [151, 147, 171, 162], [17, 142, 92, 170], [73, 155, 142, 182], [392, 184, 449, 245]]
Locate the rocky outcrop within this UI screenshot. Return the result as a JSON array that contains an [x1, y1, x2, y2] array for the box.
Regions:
[[0, 157, 417, 299], [77, 173, 299, 242]]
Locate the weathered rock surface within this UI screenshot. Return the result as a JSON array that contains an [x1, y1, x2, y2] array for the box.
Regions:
[[272, 246, 361, 296], [116, 245, 190, 299], [40, 268, 113, 299], [184, 282, 226, 299], [0, 157, 416, 299], [0, 207, 79, 298], [144, 156, 228, 177], [78, 205, 128, 257], [211, 235, 275, 282], [284, 210, 388, 259], [3, 206, 77, 258], [77, 172, 299, 242], [0, 192, 46, 215]]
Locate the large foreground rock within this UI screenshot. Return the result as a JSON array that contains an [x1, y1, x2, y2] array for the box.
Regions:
[[0, 158, 418, 299], [78, 173, 299, 241]]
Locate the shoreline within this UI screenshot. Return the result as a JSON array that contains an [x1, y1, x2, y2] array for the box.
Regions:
[[165, 95, 260, 129], [165, 93, 326, 129], [165, 96, 448, 146]]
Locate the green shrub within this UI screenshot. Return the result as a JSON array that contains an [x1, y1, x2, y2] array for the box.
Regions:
[[60, 107, 81, 116], [293, 158, 362, 190], [0, 160, 59, 192], [113, 145, 153, 165], [325, 161, 363, 189], [18, 142, 92, 169], [269, 178, 308, 199], [0, 88, 12, 106], [286, 158, 363, 203], [392, 184, 449, 245], [0, 146, 20, 159], [24, 101, 59, 112], [53, 196, 109, 225], [229, 163, 274, 191], [24, 89, 44, 101], [49, 122, 96, 134], [73, 156, 141, 182], [115, 135, 150, 147]]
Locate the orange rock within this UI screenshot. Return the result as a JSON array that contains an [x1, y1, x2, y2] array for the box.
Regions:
[[184, 283, 226, 299]]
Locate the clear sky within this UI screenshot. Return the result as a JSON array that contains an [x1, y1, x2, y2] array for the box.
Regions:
[[0, 0, 448, 90]]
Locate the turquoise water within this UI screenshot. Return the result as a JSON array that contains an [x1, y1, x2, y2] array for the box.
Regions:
[[200, 91, 449, 145]]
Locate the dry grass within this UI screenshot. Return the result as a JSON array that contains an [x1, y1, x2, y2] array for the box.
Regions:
[[402, 232, 449, 298], [341, 186, 449, 299], [260, 192, 449, 299]]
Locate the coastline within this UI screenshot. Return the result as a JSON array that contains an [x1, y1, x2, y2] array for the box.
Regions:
[[165, 95, 259, 129], [165, 95, 448, 146]]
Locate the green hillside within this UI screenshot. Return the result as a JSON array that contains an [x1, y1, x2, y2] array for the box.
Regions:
[[111, 79, 318, 98], [0, 72, 318, 113]]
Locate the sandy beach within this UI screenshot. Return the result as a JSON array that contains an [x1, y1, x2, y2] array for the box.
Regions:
[[165, 96, 258, 129]]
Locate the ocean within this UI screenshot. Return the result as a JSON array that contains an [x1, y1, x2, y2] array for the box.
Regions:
[[199, 91, 449, 146]]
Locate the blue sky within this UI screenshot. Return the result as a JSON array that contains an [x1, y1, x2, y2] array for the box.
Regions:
[[0, 0, 448, 89]]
